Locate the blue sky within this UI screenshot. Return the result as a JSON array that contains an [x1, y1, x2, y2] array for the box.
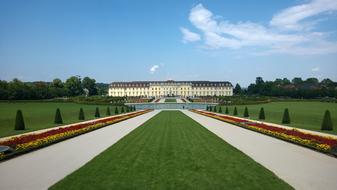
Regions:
[[0, 0, 337, 86]]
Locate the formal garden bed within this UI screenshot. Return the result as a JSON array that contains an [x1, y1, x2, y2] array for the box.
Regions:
[[0, 110, 151, 161], [191, 109, 337, 156]]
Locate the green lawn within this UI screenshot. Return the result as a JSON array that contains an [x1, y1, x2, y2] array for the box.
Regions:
[[217, 102, 337, 135], [0, 102, 124, 138], [50, 111, 291, 190], [164, 98, 177, 103]]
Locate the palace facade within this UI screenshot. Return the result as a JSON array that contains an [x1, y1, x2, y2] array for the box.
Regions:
[[108, 80, 233, 97]]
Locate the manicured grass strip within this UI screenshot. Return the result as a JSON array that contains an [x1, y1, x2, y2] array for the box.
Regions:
[[218, 102, 337, 135], [0, 102, 124, 138], [51, 111, 292, 190], [164, 98, 177, 103]]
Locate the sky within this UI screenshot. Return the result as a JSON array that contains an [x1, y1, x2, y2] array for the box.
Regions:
[[0, 0, 337, 87]]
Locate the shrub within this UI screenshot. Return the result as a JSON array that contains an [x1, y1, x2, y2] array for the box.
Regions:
[[259, 107, 265, 120], [219, 106, 222, 113], [321, 110, 333, 131], [115, 107, 119, 114], [225, 107, 229, 114], [243, 107, 249, 117], [79, 108, 85, 120], [54, 108, 63, 124], [106, 107, 111, 116], [14, 110, 25, 130], [233, 107, 238, 116], [213, 106, 217, 112], [95, 107, 100, 118], [282, 108, 290, 124], [126, 106, 130, 112], [121, 106, 125, 113]]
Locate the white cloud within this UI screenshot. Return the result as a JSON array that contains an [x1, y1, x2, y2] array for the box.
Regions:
[[180, 27, 201, 43], [270, 0, 337, 31], [149, 65, 159, 74], [181, 3, 337, 55], [312, 67, 320, 72]]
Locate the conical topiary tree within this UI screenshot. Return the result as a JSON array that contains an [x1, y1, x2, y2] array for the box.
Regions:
[[115, 107, 119, 115], [95, 107, 100, 118], [133, 105, 136, 111], [79, 108, 85, 120], [225, 106, 229, 114], [15, 110, 25, 130], [106, 107, 111, 116], [126, 106, 130, 112], [121, 106, 125, 113], [233, 107, 238, 116], [213, 106, 217, 112], [282, 108, 290, 124], [206, 106, 209, 111], [54, 108, 63, 124], [243, 107, 249, 117], [321, 110, 333, 131], [259, 107, 265, 120], [219, 106, 222, 113]]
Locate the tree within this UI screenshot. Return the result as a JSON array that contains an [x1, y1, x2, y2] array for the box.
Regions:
[[233, 84, 242, 94], [15, 110, 25, 130], [233, 107, 238, 116], [219, 106, 222, 113], [259, 107, 265, 120], [292, 77, 303, 85], [52, 78, 63, 88], [65, 76, 83, 96], [95, 107, 100, 118], [79, 108, 85, 120], [82, 77, 98, 96], [213, 106, 217, 112], [106, 107, 111, 116], [126, 106, 130, 112], [243, 107, 249, 117], [282, 108, 290, 124], [321, 110, 333, 131], [115, 107, 119, 115], [54, 108, 63, 124], [225, 107, 229, 114], [256, 77, 264, 85], [121, 106, 125, 113]]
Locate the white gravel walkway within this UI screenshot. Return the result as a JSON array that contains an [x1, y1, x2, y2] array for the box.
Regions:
[[182, 110, 337, 190], [0, 110, 160, 190]]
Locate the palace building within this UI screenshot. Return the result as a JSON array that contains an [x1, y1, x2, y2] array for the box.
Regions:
[[108, 80, 233, 97]]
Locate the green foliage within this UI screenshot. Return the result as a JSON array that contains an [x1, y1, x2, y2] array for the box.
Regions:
[[233, 107, 238, 116], [121, 106, 125, 113], [14, 110, 25, 130], [126, 106, 130, 112], [54, 108, 63, 124], [115, 107, 119, 115], [321, 110, 333, 131], [213, 106, 217, 112], [219, 106, 222, 113], [259, 107, 265, 120], [243, 107, 249, 117], [82, 77, 98, 96], [79, 108, 85, 120], [95, 107, 100, 118], [225, 107, 229, 114], [106, 107, 111, 116], [65, 76, 83, 96], [282, 108, 290, 124]]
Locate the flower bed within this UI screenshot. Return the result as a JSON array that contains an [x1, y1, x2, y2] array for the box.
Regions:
[[0, 110, 152, 161], [191, 109, 337, 156]]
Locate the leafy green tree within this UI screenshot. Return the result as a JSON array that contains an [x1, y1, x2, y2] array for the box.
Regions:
[[79, 108, 85, 120], [233, 84, 242, 94], [65, 76, 83, 96], [54, 108, 63, 124], [233, 107, 238, 116], [115, 107, 119, 115], [95, 107, 100, 118], [82, 77, 98, 96], [259, 107, 265, 120], [106, 107, 111, 116], [225, 107, 229, 114], [15, 110, 25, 130], [321, 110, 333, 130], [243, 107, 249, 117], [219, 106, 222, 113], [282, 108, 290, 124]]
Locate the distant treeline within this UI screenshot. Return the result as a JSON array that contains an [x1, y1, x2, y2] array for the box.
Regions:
[[234, 77, 337, 98], [0, 76, 109, 100]]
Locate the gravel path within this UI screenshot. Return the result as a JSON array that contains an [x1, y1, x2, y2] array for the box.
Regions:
[[182, 110, 337, 190], [0, 110, 160, 190]]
